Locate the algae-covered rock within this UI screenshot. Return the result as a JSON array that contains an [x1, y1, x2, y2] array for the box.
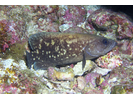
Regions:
[[73, 60, 97, 76], [111, 85, 126, 94], [48, 67, 74, 81]]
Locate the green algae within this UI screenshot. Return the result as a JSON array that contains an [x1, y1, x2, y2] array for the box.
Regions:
[[111, 85, 126, 94], [0, 41, 27, 61]]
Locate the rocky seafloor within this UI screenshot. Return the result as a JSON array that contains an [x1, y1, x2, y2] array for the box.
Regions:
[[0, 5, 133, 94]]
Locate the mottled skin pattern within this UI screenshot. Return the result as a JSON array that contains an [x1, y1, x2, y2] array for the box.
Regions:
[[26, 32, 117, 70]]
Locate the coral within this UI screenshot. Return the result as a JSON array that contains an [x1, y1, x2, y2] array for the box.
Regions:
[[112, 39, 133, 68], [0, 58, 48, 94], [48, 67, 74, 81], [36, 18, 59, 32], [88, 9, 133, 39], [73, 60, 97, 76], [76, 76, 86, 90], [111, 85, 133, 94], [88, 9, 112, 29], [0, 19, 23, 53], [96, 51, 123, 69], [2, 41, 27, 61], [107, 66, 133, 85], [27, 6, 60, 35], [0, 6, 31, 54], [92, 67, 112, 76], [0, 20, 11, 53], [1, 5, 133, 94], [63, 26, 88, 33], [0, 63, 36, 93], [58, 6, 86, 25], [85, 72, 102, 87], [63, 6, 86, 25], [82, 84, 104, 94], [58, 5, 87, 32], [29, 5, 59, 15]]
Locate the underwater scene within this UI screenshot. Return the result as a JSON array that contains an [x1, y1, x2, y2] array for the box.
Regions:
[[0, 5, 133, 94]]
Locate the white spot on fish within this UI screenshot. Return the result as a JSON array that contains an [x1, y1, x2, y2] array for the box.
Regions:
[[69, 48, 72, 50], [66, 57, 69, 59], [66, 39, 77, 44], [40, 39, 43, 43], [63, 49, 66, 55], [67, 44, 70, 47], [51, 40, 55, 45], [60, 53, 64, 55], [39, 44, 41, 49], [36, 49, 39, 54], [34, 46, 38, 49], [55, 46, 59, 52], [46, 51, 49, 54], [72, 54, 77, 57], [49, 55, 51, 58], [44, 41, 49, 46]]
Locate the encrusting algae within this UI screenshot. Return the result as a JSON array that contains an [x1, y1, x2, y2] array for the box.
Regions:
[[0, 42, 27, 61]]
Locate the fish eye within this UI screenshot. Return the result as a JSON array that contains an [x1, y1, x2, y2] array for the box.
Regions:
[[102, 38, 108, 45]]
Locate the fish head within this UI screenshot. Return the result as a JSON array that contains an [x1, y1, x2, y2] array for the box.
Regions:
[[84, 37, 117, 58]]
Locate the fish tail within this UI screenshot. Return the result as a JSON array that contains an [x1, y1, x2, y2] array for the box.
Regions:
[[26, 51, 33, 69]]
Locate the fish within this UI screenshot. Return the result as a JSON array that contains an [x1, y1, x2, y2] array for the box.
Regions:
[[26, 32, 117, 70]]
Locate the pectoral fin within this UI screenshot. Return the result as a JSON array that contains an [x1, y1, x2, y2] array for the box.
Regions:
[[82, 50, 86, 70], [26, 51, 33, 69]]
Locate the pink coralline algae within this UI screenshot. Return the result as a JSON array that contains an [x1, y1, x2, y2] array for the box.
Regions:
[[0, 20, 20, 52], [63, 6, 86, 25], [90, 11, 133, 68], [36, 18, 59, 32], [29, 5, 59, 15], [6, 20, 20, 45], [111, 85, 133, 94], [88, 9, 133, 39], [85, 72, 102, 87], [63, 26, 88, 33], [111, 39, 133, 67], [0, 66, 37, 94], [58, 5, 86, 27], [107, 66, 133, 85], [28, 5, 59, 33], [96, 51, 123, 69]]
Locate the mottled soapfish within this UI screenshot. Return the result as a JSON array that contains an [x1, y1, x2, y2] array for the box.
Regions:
[[26, 32, 117, 70]]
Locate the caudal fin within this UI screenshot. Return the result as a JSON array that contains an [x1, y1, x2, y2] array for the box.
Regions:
[[26, 51, 33, 69]]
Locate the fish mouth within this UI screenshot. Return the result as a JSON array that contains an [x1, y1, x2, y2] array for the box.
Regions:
[[103, 40, 117, 54], [110, 40, 117, 49]]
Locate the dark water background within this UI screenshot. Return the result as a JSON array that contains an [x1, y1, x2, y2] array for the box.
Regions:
[[102, 5, 133, 19]]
